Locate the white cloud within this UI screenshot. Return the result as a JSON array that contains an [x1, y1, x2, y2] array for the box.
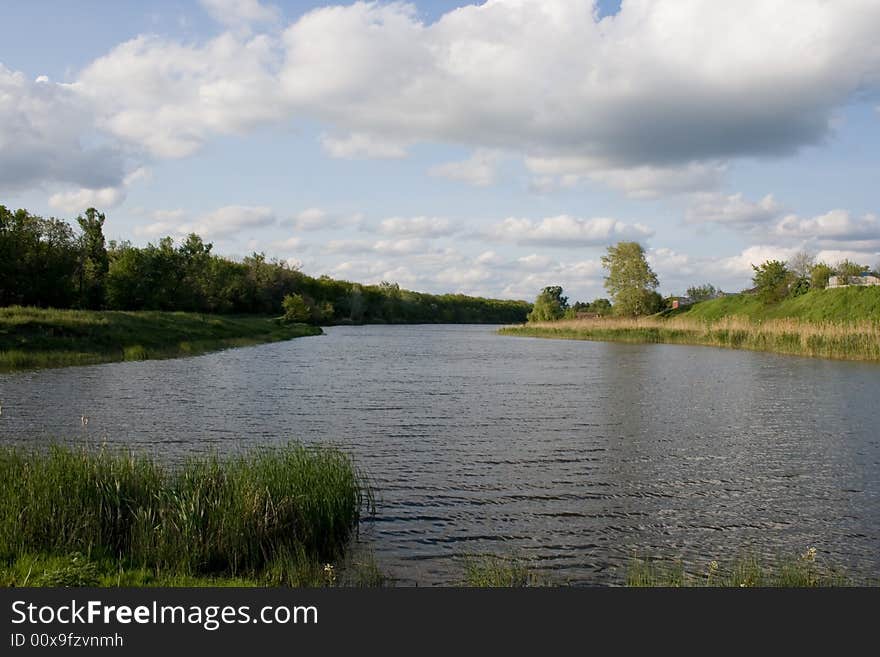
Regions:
[[686, 192, 782, 225], [815, 249, 880, 266], [277, 0, 880, 175], [772, 210, 880, 246], [135, 205, 276, 240], [475, 250, 504, 266], [49, 187, 126, 213], [76, 33, 286, 158], [716, 245, 802, 277], [516, 254, 554, 271], [272, 236, 302, 251], [284, 207, 363, 231], [429, 149, 500, 187], [0, 64, 124, 192], [527, 158, 725, 198], [372, 238, 433, 255], [8, 0, 870, 201], [188, 205, 276, 238], [199, 0, 279, 27], [48, 166, 151, 213], [377, 216, 456, 237], [290, 207, 327, 230], [487, 215, 653, 247], [320, 132, 409, 159]]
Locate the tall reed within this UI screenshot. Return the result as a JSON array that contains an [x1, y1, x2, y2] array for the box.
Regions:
[[0, 443, 370, 580], [500, 315, 880, 361]]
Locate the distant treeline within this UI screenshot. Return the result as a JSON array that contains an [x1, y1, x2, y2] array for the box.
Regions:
[[0, 205, 530, 324]]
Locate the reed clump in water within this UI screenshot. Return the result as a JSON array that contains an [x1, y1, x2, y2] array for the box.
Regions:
[[626, 549, 852, 587], [500, 315, 880, 361], [0, 443, 371, 585]]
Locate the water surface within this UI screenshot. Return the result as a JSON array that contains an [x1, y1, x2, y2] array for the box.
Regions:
[[2, 325, 878, 584]]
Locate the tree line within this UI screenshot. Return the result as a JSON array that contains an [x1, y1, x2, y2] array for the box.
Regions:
[[0, 205, 531, 324], [528, 242, 880, 322]]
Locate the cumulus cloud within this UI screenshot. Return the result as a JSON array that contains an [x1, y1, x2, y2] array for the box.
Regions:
[[186, 205, 276, 238], [4, 0, 871, 201], [49, 187, 126, 213], [75, 33, 286, 158], [285, 207, 363, 231], [686, 192, 782, 225], [772, 210, 880, 248], [0, 65, 125, 192], [277, 0, 880, 174], [136, 205, 276, 239], [487, 215, 653, 247], [48, 167, 151, 214], [377, 216, 457, 237], [527, 158, 725, 198], [429, 150, 500, 187]]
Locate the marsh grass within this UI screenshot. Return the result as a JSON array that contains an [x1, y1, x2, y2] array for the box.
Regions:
[[462, 555, 545, 587], [0, 443, 372, 586], [626, 549, 853, 587], [0, 306, 321, 372], [501, 315, 880, 361]]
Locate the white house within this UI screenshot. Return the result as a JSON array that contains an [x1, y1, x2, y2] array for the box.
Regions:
[[827, 273, 880, 288]]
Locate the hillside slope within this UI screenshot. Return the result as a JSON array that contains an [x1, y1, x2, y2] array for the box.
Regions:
[[675, 287, 880, 322]]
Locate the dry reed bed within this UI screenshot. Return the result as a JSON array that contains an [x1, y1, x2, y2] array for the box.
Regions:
[[499, 315, 880, 361]]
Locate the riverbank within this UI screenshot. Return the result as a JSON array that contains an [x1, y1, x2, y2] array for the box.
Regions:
[[0, 443, 374, 587], [0, 306, 322, 372], [500, 314, 880, 361]]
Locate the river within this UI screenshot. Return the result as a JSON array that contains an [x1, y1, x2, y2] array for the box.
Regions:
[[1, 325, 878, 584]]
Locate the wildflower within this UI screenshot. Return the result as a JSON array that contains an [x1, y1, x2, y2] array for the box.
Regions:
[[708, 561, 719, 572], [802, 547, 817, 562], [323, 563, 336, 585]]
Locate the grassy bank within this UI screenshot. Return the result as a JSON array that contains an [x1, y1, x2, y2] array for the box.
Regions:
[[0, 306, 322, 372], [0, 443, 374, 587], [501, 313, 880, 362], [675, 286, 880, 322]]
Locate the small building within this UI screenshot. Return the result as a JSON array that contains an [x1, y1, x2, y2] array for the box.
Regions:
[[827, 273, 880, 288]]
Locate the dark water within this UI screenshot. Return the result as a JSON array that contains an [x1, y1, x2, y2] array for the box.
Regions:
[[1, 325, 879, 584]]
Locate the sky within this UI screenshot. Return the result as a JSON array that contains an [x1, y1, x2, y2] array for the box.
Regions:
[[2, 0, 879, 302]]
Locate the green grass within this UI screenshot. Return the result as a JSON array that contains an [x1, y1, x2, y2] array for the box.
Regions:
[[458, 550, 861, 587], [0, 443, 373, 587], [501, 287, 880, 362], [0, 306, 322, 372], [461, 555, 548, 587], [626, 550, 854, 587], [675, 287, 880, 322]]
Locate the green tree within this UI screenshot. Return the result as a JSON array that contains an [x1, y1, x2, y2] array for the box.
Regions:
[[810, 262, 834, 290], [527, 286, 568, 322], [591, 298, 613, 315], [601, 242, 659, 316], [685, 283, 718, 302], [751, 260, 792, 302], [836, 259, 868, 285], [77, 208, 109, 309], [0, 206, 79, 307], [281, 293, 311, 323]]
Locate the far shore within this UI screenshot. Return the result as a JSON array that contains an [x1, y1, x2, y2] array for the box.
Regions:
[[499, 315, 880, 362], [0, 306, 322, 373]]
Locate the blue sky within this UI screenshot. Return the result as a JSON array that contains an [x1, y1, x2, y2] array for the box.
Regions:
[[2, 0, 879, 301]]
